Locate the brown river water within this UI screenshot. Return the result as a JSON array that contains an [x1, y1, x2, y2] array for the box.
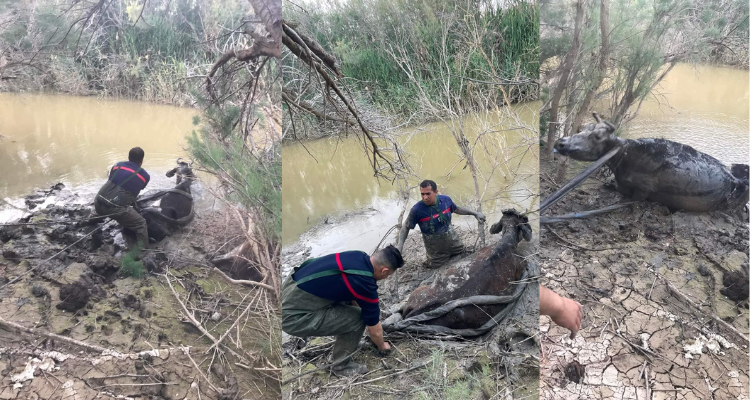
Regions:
[[282, 103, 541, 252], [0, 93, 199, 222], [605, 63, 749, 164]]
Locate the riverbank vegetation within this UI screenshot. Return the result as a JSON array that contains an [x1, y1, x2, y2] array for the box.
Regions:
[[541, 0, 750, 157], [0, 0, 245, 105], [283, 0, 539, 125]]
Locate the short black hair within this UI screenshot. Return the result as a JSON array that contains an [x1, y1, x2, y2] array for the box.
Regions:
[[129, 147, 145, 164], [420, 180, 437, 191], [376, 245, 404, 271]]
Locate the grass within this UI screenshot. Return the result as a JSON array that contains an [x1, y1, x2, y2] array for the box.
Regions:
[[411, 347, 495, 399], [121, 244, 145, 278]]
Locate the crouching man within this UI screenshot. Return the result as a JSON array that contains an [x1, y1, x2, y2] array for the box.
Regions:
[[282, 245, 404, 376]]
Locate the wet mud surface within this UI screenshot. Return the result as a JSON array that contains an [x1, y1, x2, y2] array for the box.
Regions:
[[282, 211, 540, 399], [0, 184, 279, 399], [539, 157, 749, 400]]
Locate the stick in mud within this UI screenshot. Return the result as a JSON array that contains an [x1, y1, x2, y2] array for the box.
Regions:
[[540, 202, 636, 224], [0, 316, 109, 353]]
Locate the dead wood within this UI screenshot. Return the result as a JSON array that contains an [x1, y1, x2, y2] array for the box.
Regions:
[[0, 316, 109, 354]]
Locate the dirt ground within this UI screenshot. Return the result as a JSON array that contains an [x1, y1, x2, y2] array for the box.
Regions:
[[539, 155, 749, 400], [0, 183, 280, 399], [282, 212, 540, 399]]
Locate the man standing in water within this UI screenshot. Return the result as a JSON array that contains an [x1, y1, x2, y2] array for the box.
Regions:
[[282, 245, 404, 376], [396, 180, 485, 268], [94, 147, 151, 249]]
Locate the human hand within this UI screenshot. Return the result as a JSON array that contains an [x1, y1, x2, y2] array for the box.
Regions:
[[476, 212, 486, 223], [375, 342, 391, 357], [550, 297, 582, 340]]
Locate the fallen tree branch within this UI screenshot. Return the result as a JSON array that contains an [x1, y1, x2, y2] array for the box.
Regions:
[[0, 316, 109, 353], [212, 267, 274, 290], [349, 358, 431, 387], [164, 271, 253, 363], [662, 278, 749, 344]]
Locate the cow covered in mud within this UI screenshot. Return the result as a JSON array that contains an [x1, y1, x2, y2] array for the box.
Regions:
[[136, 159, 196, 242], [554, 113, 749, 212], [396, 209, 532, 330]]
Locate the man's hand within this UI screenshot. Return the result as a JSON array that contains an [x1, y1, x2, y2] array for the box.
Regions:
[[476, 212, 486, 223], [540, 285, 582, 339], [367, 323, 390, 352], [375, 342, 391, 357]]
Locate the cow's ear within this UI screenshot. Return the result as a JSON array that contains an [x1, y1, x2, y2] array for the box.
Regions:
[[490, 221, 502, 234], [520, 223, 532, 242]]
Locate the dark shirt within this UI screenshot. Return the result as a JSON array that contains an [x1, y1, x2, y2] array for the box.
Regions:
[[293, 251, 380, 326], [406, 194, 457, 235], [108, 161, 150, 196]]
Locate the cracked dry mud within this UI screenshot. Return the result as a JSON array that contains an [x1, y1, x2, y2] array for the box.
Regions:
[[540, 160, 749, 400]]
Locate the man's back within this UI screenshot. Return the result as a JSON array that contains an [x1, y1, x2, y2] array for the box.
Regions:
[[108, 161, 151, 196], [290, 251, 380, 326]]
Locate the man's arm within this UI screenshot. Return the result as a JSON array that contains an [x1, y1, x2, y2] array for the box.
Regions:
[[540, 285, 582, 339], [367, 322, 390, 351], [454, 205, 486, 222], [396, 211, 415, 252], [396, 224, 410, 252]]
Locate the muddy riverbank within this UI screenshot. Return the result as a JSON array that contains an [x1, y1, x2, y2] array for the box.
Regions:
[[539, 155, 749, 399], [0, 183, 280, 399], [282, 209, 541, 399]]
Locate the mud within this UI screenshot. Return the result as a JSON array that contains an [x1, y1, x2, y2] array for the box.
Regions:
[[539, 156, 749, 400], [282, 209, 540, 399], [0, 184, 279, 399]]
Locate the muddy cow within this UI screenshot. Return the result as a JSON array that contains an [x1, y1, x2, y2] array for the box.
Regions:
[[138, 159, 196, 242], [554, 113, 749, 212], [399, 209, 532, 329]]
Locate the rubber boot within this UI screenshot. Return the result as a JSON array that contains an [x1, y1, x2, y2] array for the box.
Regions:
[[330, 325, 368, 377]]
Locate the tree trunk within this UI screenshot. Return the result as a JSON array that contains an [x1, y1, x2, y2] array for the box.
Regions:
[[545, 0, 585, 156], [571, 0, 609, 133]]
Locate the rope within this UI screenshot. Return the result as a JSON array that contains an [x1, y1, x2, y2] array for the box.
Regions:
[[0, 212, 123, 226], [540, 146, 621, 213], [383, 266, 534, 337], [540, 202, 636, 224], [0, 188, 193, 227], [371, 224, 398, 254]]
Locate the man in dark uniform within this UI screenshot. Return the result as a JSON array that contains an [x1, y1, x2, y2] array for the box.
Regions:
[[282, 245, 404, 376], [94, 147, 151, 249], [396, 180, 485, 268]]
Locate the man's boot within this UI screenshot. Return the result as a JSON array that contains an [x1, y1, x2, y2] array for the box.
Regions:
[[329, 325, 368, 377]]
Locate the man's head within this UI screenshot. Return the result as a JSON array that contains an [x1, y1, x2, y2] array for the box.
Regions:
[[419, 180, 438, 206], [371, 245, 404, 280], [129, 147, 145, 166]]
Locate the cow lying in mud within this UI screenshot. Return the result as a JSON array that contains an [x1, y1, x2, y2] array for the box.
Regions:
[[136, 159, 196, 243], [554, 113, 749, 212], [390, 209, 532, 331]]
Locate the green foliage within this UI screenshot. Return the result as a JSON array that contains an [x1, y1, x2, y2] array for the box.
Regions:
[[186, 102, 282, 238], [121, 245, 145, 278], [286, 0, 539, 116], [0, 0, 248, 105]]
